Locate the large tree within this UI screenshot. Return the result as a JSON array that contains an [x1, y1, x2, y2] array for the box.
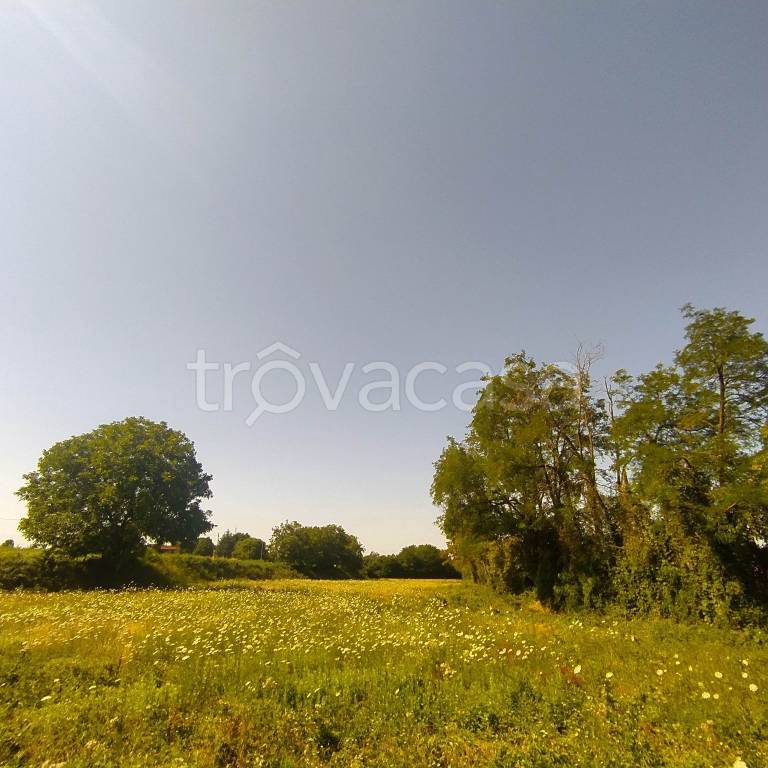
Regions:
[[434, 306, 768, 618], [433, 352, 612, 602], [17, 417, 213, 566]]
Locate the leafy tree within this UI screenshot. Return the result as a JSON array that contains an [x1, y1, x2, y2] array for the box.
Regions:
[[611, 307, 768, 614], [1, 539, 14, 548], [232, 537, 267, 560], [214, 530, 252, 558], [193, 537, 215, 556], [434, 306, 768, 619], [17, 417, 213, 567], [433, 352, 611, 603], [396, 544, 459, 578], [363, 546, 459, 579], [269, 522, 363, 578], [362, 552, 403, 578]]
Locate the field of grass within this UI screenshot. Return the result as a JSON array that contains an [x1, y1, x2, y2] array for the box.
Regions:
[[0, 580, 766, 768]]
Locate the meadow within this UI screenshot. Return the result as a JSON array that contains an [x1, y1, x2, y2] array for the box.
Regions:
[[0, 580, 766, 768]]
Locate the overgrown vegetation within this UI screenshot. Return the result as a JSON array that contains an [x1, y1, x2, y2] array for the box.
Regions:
[[0, 548, 294, 590], [432, 306, 768, 624], [363, 544, 460, 579], [0, 579, 765, 767]]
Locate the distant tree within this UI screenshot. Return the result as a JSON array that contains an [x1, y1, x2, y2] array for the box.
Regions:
[[362, 552, 403, 578], [396, 544, 460, 578], [232, 537, 267, 560], [363, 546, 459, 579], [269, 522, 363, 578], [0, 539, 14, 549], [193, 537, 215, 556], [17, 417, 213, 568], [215, 530, 252, 558]]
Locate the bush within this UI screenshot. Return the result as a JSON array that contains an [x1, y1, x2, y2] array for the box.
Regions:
[[146, 551, 294, 585]]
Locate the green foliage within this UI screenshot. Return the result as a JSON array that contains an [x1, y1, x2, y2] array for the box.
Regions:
[[0, 540, 13, 549], [433, 306, 768, 622], [16, 417, 213, 568], [269, 521, 363, 578], [0, 547, 294, 590], [143, 551, 294, 585], [364, 545, 460, 579], [214, 530, 252, 558], [362, 552, 403, 578], [231, 537, 267, 560], [192, 537, 215, 556]]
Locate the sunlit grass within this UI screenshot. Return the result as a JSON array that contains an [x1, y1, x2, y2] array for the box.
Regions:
[[1, 580, 766, 767]]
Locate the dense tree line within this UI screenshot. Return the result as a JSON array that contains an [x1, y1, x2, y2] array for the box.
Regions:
[[363, 544, 459, 579], [432, 306, 768, 622], [192, 529, 456, 579]]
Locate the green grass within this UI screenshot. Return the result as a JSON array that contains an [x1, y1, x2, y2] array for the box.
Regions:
[[0, 579, 766, 767]]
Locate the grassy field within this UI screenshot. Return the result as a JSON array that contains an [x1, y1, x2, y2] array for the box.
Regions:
[[0, 580, 766, 768]]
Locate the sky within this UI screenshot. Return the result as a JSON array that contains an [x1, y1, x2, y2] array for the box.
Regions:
[[1, 1, 767, 553]]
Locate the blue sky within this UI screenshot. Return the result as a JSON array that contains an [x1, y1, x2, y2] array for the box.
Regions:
[[1, 1, 767, 552]]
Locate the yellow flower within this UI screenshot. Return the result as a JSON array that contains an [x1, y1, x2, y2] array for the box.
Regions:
[[748, 683, 758, 693], [701, 692, 711, 699], [573, 665, 581, 674], [733, 759, 747, 768], [605, 672, 614, 679]]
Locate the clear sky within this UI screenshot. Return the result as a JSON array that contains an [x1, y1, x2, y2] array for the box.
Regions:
[[1, 1, 767, 553]]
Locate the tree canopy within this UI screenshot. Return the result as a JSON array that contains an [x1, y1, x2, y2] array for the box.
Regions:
[[432, 306, 768, 621], [214, 530, 253, 558], [232, 537, 268, 560], [269, 522, 363, 578], [17, 417, 213, 567], [192, 537, 215, 556]]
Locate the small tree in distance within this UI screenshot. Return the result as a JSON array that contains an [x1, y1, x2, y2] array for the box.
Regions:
[[363, 545, 460, 579], [232, 537, 268, 560], [215, 531, 252, 558], [270, 522, 363, 578], [193, 537, 215, 556]]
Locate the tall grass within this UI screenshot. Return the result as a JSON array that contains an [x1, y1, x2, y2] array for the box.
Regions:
[[0, 579, 766, 767]]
